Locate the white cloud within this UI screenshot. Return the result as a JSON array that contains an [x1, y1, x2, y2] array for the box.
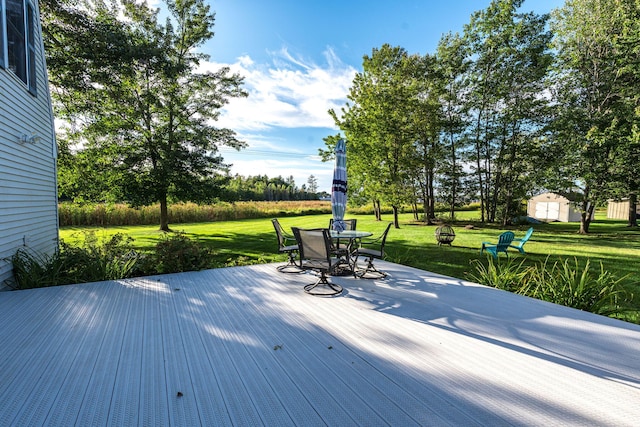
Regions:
[[196, 47, 352, 190], [200, 47, 357, 131]]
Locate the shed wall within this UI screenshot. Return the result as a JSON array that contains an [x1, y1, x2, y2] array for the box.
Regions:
[[607, 200, 640, 220], [527, 192, 583, 223]]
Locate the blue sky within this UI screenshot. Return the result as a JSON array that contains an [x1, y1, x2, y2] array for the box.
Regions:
[[197, 0, 565, 192]]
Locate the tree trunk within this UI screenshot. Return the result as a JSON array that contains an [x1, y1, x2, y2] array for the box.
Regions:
[[476, 146, 485, 223], [160, 193, 171, 232], [422, 181, 433, 225], [578, 203, 594, 234], [428, 172, 435, 221], [373, 199, 382, 221], [449, 132, 457, 221], [502, 190, 512, 227], [422, 198, 431, 225], [628, 192, 638, 227], [392, 205, 400, 229]]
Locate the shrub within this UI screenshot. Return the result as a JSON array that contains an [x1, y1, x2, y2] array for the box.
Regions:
[[468, 256, 637, 318], [519, 257, 636, 317], [7, 232, 219, 289], [9, 248, 65, 289], [224, 255, 268, 267], [8, 232, 139, 289], [138, 232, 214, 275], [468, 257, 529, 292]]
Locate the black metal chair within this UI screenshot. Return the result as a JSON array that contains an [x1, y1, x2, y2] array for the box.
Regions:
[[271, 218, 302, 273], [292, 228, 343, 296], [329, 218, 357, 230], [354, 223, 392, 279]]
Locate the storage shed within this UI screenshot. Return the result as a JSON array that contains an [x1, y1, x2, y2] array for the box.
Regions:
[[527, 192, 583, 222], [607, 199, 640, 220], [1, 0, 59, 289]]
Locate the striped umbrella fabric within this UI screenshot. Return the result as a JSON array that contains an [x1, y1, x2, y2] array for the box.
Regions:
[[331, 139, 347, 232]]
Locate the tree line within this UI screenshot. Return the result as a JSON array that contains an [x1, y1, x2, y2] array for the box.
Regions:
[[326, 0, 640, 233], [223, 174, 324, 202]]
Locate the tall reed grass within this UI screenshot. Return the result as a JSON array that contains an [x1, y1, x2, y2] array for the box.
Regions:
[[59, 201, 333, 227]]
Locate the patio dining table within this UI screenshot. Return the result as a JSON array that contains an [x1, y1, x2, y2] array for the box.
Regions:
[[329, 229, 372, 275]]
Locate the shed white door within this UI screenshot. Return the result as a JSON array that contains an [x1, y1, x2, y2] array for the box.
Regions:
[[535, 202, 560, 220]]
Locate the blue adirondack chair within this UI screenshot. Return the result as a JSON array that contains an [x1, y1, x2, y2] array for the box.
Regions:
[[481, 231, 515, 258], [510, 227, 534, 254]]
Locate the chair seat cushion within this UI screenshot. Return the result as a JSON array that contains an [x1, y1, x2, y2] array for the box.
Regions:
[[280, 244, 298, 252], [301, 257, 339, 270], [357, 248, 382, 258]]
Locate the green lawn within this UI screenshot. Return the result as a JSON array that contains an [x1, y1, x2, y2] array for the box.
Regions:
[[59, 211, 640, 286]]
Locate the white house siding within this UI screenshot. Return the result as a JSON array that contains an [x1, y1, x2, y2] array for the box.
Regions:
[[0, 1, 58, 289]]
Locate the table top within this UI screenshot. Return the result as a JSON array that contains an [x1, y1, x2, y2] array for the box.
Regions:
[[329, 230, 372, 239]]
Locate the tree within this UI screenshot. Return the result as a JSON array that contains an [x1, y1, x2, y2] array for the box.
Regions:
[[463, 0, 553, 224], [331, 45, 422, 228], [406, 53, 444, 224], [435, 32, 471, 220], [57, 139, 123, 203], [43, 0, 247, 231], [307, 175, 318, 194], [549, 0, 631, 233], [609, 0, 640, 227]]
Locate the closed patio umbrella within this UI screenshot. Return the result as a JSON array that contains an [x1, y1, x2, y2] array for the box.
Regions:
[[331, 139, 347, 232]]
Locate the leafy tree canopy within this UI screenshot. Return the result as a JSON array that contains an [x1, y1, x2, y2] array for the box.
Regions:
[[43, 0, 248, 230]]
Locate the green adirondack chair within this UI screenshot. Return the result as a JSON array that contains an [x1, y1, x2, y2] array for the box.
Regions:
[[481, 231, 515, 258], [510, 227, 534, 254]]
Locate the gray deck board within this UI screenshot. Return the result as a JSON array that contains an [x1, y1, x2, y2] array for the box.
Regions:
[[1, 261, 640, 426]]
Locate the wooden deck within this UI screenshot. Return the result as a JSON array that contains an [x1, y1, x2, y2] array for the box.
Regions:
[[1, 261, 639, 426]]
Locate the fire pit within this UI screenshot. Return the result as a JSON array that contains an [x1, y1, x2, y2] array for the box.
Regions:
[[435, 224, 455, 246]]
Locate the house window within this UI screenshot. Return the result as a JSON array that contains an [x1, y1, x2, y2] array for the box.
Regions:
[[0, 3, 3, 69], [1, 0, 37, 95]]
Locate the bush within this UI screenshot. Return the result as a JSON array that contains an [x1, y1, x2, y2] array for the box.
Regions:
[[519, 257, 636, 317], [137, 232, 214, 275], [468, 257, 529, 292], [468, 256, 637, 318], [7, 232, 219, 289], [8, 232, 138, 289]]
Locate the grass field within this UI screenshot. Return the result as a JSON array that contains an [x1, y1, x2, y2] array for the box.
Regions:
[[60, 210, 640, 286]]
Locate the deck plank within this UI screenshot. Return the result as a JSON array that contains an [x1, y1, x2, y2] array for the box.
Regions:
[[0, 261, 639, 426], [75, 281, 134, 426]]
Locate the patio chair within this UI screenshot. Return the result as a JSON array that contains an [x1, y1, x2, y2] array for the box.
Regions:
[[481, 231, 515, 258], [509, 227, 534, 254], [329, 218, 357, 230], [292, 227, 343, 295], [271, 218, 302, 273], [353, 223, 392, 279]]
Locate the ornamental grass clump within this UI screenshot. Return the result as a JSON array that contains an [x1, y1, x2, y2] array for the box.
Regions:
[[8, 232, 139, 289], [468, 257, 529, 292], [7, 232, 218, 289], [519, 257, 636, 317], [469, 256, 637, 319]]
